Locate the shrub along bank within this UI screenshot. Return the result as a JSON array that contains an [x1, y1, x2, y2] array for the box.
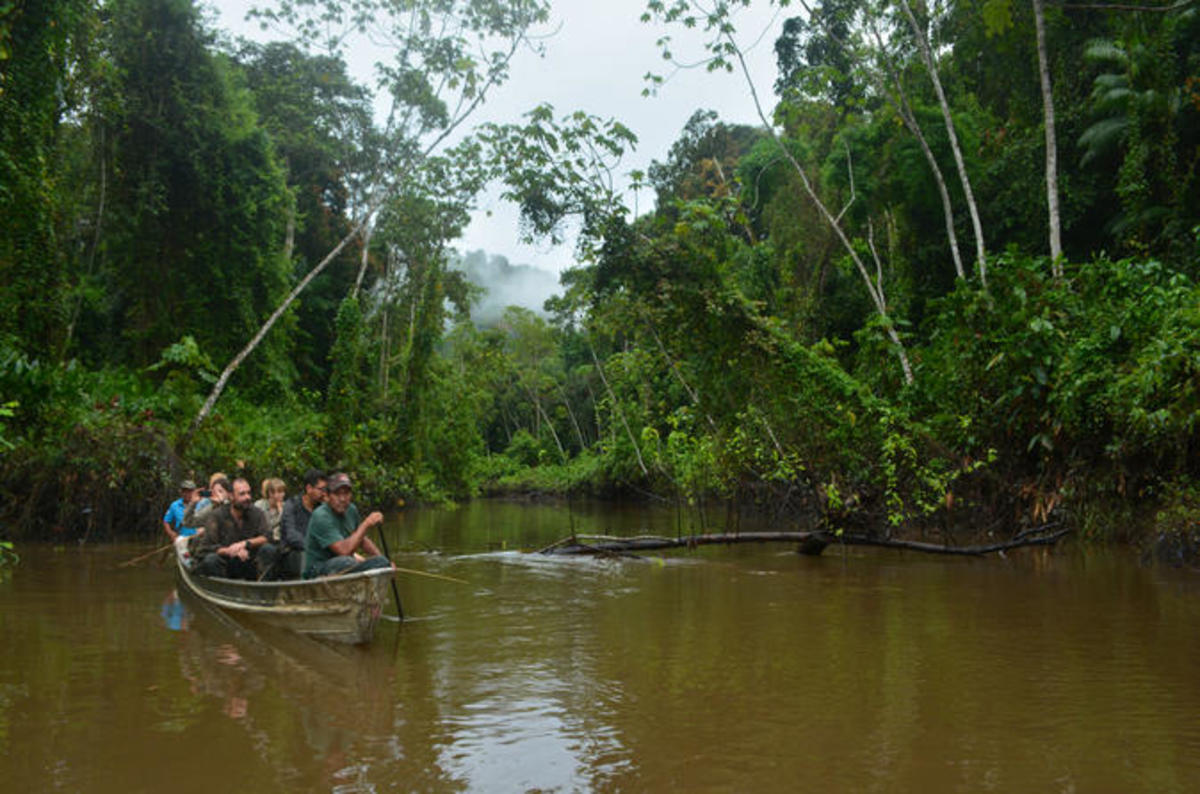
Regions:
[[2, 253, 1196, 554]]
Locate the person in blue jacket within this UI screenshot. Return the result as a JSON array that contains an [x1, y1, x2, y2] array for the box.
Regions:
[[162, 479, 200, 541]]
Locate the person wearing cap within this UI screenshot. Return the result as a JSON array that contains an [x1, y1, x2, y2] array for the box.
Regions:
[[162, 479, 201, 542], [301, 472, 392, 579], [183, 472, 232, 528]]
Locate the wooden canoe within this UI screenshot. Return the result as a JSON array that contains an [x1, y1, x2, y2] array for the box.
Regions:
[[175, 552, 396, 644]]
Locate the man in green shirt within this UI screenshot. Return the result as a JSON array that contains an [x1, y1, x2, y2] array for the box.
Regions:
[[302, 472, 393, 579]]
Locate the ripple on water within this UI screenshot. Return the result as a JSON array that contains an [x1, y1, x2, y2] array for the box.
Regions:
[[4, 535, 1200, 792]]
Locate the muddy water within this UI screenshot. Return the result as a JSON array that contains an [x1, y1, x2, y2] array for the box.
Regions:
[[1, 500, 1198, 792]]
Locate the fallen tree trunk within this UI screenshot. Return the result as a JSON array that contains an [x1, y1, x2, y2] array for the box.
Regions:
[[538, 527, 1070, 558]]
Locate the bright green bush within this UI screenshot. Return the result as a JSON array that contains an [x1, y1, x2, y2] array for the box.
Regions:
[[913, 253, 1200, 533]]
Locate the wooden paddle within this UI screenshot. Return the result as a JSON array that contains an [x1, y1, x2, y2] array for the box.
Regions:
[[119, 541, 174, 568], [376, 523, 404, 621]]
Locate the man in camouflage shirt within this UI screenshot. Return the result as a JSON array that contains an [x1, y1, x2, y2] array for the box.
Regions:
[[191, 477, 270, 580]]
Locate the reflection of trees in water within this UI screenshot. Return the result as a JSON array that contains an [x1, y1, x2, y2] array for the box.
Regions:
[[173, 586, 454, 789]]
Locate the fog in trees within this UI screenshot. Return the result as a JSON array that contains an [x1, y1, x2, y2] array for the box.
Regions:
[[451, 250, 562, 326]]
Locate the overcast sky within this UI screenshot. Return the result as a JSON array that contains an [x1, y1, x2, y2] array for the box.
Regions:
[[207, 0, 789, 273]]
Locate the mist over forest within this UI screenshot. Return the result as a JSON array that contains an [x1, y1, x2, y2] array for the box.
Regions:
[[450, 250, 560, 326]]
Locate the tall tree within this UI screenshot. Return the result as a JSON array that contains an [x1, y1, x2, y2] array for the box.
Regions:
[[92, 0, 292, 375], [188, 0, 550, 437], [896, 0, 989, 286], [361, 182, 479, 468], [1031, 0, 1063, 271], [644, 0, 915, 382], [235, 42, 376, 388], [0, 0, 94, 357], [777, 0, 969, 280]]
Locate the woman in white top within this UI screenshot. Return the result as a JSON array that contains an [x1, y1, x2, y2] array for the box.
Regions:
[[254, 477, 286, 542]]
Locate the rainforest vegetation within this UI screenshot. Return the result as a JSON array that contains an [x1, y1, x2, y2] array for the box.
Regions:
[[0, 0, 1197, 548]]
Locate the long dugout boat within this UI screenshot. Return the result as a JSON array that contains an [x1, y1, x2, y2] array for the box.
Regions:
[[175, 551, 396, 644]]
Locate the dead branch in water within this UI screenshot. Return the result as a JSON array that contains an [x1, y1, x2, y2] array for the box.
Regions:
[[539, 526, 1070, 558]]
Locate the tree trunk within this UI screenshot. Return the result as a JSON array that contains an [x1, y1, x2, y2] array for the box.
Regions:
[[588, 338, 648, 475], [724, 30, 914, 384], [582, 377, 603, 445], [283, 196, 296, 268], [1033, 0, 1064, 274], [352, 219, 373, 299], [554, 381, 588, 451], [867, 21, 966, 280], [540, 528, 1071, 557], [184, 206, 377, 447], [898, 0, 988, 288], [531, 394, 568, 463]]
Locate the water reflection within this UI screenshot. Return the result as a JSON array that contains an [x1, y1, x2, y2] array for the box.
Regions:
[[168, 585, 405, 790], [422, 553, 640, 792], [159, 588, 189, 631], [2, 512, 1200, 791]]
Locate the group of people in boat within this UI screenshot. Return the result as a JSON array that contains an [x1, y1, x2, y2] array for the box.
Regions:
[[161, 469, 392, 581]]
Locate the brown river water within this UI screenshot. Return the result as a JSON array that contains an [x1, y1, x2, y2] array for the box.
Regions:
[[1, 500, 1199, 792]]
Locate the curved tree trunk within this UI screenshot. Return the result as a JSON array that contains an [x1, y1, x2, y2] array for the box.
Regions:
[[182, 24, 533, 448], [898, 0, 988, 288], [902, 106, 967, 280], [724, 30, 914, 384], [865, 20, 966, 280], [183, 207, 376, 449]]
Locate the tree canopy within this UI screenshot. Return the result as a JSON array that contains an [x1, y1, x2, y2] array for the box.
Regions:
[[1, 0, 1198, 548]]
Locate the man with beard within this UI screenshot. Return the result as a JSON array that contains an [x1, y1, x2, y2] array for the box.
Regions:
[[190, 477, 270, 580]]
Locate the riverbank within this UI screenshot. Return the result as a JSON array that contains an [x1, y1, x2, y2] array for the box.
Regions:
[[3, 256, 1197, 557], [1, 421, 1196, 566]]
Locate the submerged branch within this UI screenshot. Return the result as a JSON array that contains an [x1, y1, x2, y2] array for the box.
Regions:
[[539, 528, 1071, 558]]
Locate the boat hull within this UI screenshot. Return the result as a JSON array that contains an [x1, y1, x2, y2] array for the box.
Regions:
[[175, 555, 394, 644]]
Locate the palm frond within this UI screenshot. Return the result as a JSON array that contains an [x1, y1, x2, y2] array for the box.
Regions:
[[1084, 39, 1128, 66], [1079, 117, 1130, 164]]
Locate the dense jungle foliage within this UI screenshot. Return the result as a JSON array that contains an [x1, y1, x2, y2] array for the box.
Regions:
[[1, 0, 1197, 548]]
